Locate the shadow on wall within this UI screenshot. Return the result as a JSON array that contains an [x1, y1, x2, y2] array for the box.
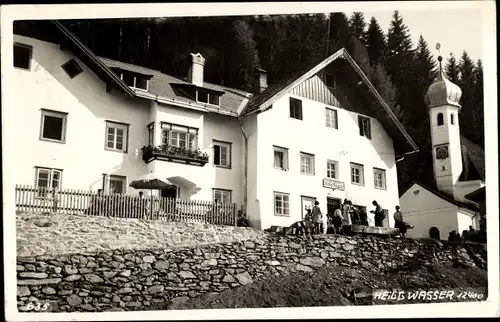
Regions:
[[34, 41, 149, 188], [248, 199, 262, 230]]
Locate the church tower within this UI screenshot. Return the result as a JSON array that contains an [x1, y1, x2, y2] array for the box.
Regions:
[[425, 55, 463, 197]]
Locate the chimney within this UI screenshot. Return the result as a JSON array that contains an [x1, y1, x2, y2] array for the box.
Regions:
[[187, 53, 205, 87], [253, 68, 268, 94]]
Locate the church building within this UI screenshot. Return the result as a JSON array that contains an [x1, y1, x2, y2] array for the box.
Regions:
[[399, 55, 486, 240]]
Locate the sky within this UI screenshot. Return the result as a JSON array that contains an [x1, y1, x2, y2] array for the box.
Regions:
[[346, 9, 483, 63]]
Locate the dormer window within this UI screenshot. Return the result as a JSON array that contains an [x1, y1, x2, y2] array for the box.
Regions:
[[112, 68, 151, 91], [120, 72, 149, 90], [196, 89, 220, 106]]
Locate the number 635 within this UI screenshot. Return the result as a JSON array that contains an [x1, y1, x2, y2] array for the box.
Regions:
[[26, 302, 50, 311]]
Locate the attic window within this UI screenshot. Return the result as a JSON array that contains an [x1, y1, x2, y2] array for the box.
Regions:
[[118, 71, 149, 90], [358, 115, 372, 139], [13, 43, 32, 70], [325, 72, 336, 89], [196, 90, 220, 106], [62, 59, 83, 78]]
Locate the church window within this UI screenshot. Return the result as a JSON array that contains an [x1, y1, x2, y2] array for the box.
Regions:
[[437, 113, 444, 126], [450, 113, 455, 125]]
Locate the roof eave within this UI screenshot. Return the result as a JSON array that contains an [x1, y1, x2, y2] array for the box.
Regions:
[[340, 52, 419, 154], [258, 49, 347, 113], [51, 20, 135, 98]]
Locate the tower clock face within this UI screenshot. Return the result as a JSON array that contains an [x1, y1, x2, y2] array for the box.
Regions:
[[435, 146, 449, 160]]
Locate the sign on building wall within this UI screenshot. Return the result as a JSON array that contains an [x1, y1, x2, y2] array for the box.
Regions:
[[322, 178, 345, 191]]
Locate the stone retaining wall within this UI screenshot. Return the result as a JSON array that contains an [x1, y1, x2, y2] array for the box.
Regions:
[[16, 234, 487, 312]]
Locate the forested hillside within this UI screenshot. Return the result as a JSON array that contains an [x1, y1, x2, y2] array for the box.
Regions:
[[14, 11, 484, 194]]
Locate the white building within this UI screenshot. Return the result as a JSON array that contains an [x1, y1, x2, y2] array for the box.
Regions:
[[11, 21, 418, 230], [399, 56, 485, 240]]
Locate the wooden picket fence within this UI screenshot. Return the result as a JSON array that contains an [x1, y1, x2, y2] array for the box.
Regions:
[[15, 185, 237, 226]]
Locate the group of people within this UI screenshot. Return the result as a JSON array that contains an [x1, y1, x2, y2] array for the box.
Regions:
[[448, 226, 478, 242], [286, 199, 414, 239], [329, 200, 387, 232], [289, 198, 413, 238]]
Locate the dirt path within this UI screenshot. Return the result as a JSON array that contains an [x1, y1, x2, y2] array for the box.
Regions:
[[169, 262, 488, 309]]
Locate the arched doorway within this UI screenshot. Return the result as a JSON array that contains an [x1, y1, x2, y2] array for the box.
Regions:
[[161, 185, 178, 199], [429, 227, 440, 240]]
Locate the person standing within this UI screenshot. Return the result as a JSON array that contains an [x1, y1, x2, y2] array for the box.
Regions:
[[393, 205, 407, 238], [342, 200, 352, 225], [304, 207, 313, 235], [370, 200, 385, 227], [311, 201, 323, 234], [332, 207, 343, 234]]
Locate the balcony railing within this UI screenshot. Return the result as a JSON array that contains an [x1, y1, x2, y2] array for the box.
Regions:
[[142, 144, 209, 166]]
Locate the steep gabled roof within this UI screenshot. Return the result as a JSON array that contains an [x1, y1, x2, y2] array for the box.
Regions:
[[51, 20, 135, 97], [459, 135, 486, 182], [403, 182, 480, 212], [50, 21, 248, 116], [242, 49, 419, 157], [465, 186, 486, 202]]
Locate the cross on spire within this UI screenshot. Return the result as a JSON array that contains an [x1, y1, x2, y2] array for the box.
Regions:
[[435, 43, 443, 73]]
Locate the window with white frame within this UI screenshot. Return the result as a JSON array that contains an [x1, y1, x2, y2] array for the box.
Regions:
[[40, 109, 68, 143], [197, 90, 221, 106], [109, 175, 126, 195], [373, 168, 387, 190], [147, 123, 154, 146], [326, 160, 339, 179], [273, 146, 289, 170], [119, 71, 149, 90], [274, 192, 290, 216], [300, 152, 315, 175], [350, 163, 364, 185], [35, 167, 62, 197], [325, 108, 338, 129], [289, 97, 303, 120], [14, 43, 32, 70], [105, 121, 129, 152], [213, 189, 232, 204], [161, 123, 198, 150], [213, 141, 231, 168], [358, 115, 372, 139]]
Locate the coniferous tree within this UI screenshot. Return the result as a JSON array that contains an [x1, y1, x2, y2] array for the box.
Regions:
[[350, 37, 371, 75], [365, 17, 387, 65], [471, 59, 484, 146], [412, 35, 438, 147], [385, 11, 419, 138], [444, 53, 460, 83], [457, 51, 478, 145], [349, 12, 367, 43], [385, 10, 415, 82], [328, 12, 353, 53], [350, 36, 401, 120], [415, 35, 438, 83], [227, 19, 261, 91]]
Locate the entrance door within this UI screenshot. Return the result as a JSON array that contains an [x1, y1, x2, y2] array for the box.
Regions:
[[161, 186, 178, 199], [301, 196, 316, 219], [161, 186, 178, 214], [326, 197, 341, 217]]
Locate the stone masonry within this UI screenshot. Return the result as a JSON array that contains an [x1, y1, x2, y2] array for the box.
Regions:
[[16, 234, 487, 312]]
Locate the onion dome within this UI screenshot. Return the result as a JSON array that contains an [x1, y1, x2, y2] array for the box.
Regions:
[[424, 55, 462, 108]]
